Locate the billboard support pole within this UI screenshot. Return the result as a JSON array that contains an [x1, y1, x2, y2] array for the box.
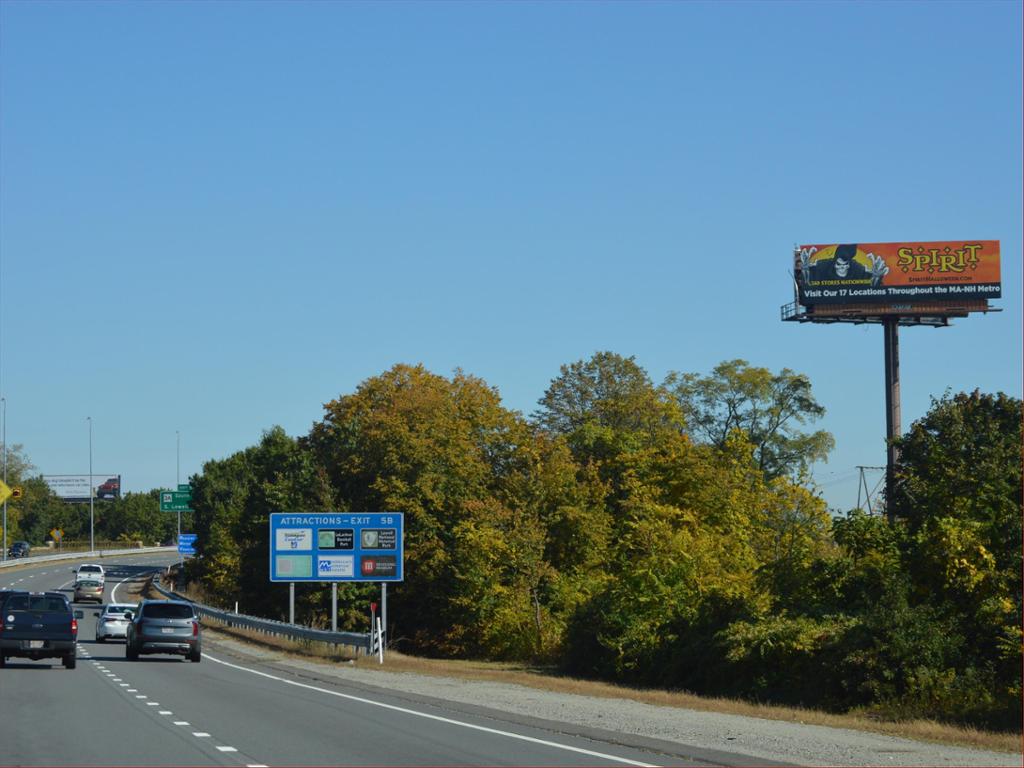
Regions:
[[883, 318, 901, 525], [289, 582, 295, 625]]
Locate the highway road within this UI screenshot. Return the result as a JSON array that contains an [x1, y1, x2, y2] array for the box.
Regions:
[[0, 553, 768, 767]]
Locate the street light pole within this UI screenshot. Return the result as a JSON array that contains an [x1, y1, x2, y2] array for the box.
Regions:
[[176, 431, 181, 566], [87, 416, 94, 553], [2, 397, 7, 563]]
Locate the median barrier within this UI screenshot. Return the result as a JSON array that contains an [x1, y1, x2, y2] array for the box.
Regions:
[[151, 574, 371, 654], [0, 546, 177, 569]]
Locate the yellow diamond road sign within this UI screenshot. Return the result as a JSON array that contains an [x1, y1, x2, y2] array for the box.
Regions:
[[0, 480, 11, 504]]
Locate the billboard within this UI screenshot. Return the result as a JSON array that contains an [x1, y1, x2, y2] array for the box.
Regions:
[[269, 512, 404, 582], [43, 474, 120, 502], [795, 241, 1000, 307]]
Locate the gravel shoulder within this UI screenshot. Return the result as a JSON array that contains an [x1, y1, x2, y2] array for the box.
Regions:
[[201, 627, 1022, 767]]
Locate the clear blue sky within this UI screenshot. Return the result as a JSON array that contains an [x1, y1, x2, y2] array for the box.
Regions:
[[1, 0, 1020, 513]]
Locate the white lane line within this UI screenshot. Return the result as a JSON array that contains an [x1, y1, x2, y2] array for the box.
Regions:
[[204, 653, 658, 767], [246, 764, 268, 767], [216, 747, 237, 752], [173, 721, 190, 726], [135, 695, 147, 699], [112, 678, 121, 681], [193, 732, 211, 738], [158, 711, 173, 715], [146, 702, 160, 707], [126, 689, 137, 692]]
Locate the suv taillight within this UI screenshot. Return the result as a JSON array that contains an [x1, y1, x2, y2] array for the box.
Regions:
[[192, 620, 199, 637], [71, 618, 78, 635]]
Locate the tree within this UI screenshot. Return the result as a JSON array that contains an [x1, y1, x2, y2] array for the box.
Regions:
[[310, 364, 609, 657], [188, 426, 334, 621], [666, 359, 834, 480], [534, 352, 684, 464], [887, 390, 1022, 727]]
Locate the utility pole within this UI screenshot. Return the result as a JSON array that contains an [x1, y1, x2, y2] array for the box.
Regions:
[[856, 466, 885, 515]]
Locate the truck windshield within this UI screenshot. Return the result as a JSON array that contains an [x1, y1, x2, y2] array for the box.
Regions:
[[5, 595, 68, 612]]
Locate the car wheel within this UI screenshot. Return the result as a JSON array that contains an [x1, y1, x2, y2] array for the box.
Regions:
[[63, 653, 77, 669], [126, 642, 139, 661], [189, 646, 202, 663], [96, 635, 104, 643], [0, 655, 6, 668]]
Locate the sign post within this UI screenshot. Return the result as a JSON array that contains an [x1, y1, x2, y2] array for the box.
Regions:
[[161, 488, 193, 567]]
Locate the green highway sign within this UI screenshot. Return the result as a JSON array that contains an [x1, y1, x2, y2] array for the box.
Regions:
[[160, 490, 193, 512], [178, 484, 192, 493]]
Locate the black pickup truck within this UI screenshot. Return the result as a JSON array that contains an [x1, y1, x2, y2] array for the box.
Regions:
[[0, 591, 83, 669]]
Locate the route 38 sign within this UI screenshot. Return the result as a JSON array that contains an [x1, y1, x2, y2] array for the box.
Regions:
[[269, 512, 404, 582]]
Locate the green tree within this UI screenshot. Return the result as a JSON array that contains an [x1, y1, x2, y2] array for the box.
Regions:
[[189, 426, 334, 622], [96, 490, 175, 546], [666, 359, 834, 480], [310, 364, 608, 658], [888, 390, 1022, 727], [534, 351, 684, 466]]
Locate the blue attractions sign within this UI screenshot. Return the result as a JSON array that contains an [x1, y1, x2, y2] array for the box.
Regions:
[[269, 512, 404, 583]]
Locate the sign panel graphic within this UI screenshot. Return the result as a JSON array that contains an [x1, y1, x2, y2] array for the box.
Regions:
[[269, 513, 404, 582], [795, 241, 1000, 306], [43, 474, 120, 503]]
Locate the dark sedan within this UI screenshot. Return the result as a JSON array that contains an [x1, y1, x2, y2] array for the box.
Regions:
[[7, 541, 30, 558]]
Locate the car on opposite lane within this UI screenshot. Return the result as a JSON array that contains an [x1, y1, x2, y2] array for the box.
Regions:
[[7, 541, 30, 558], [125, 599, 202, 662], [95, 603, 135, 642], [73, 579, 104, 604]]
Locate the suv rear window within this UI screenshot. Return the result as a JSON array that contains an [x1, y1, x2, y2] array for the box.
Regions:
[[142, 603, 194, 619], [5, 595, 69, 612]]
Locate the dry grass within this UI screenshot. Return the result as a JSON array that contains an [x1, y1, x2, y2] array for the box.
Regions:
[[161, 580, 1022, 756]]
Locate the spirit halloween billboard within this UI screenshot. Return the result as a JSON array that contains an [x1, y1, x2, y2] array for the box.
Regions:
[[795, 241, 1001, 307]]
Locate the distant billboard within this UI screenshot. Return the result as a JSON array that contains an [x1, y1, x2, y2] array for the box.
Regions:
[[43, 474, 120, 502], [795, 241, 1000, 307]]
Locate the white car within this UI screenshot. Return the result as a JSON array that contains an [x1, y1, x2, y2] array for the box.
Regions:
[[95, 603, 135, 642], [73, 563, 106, 585]]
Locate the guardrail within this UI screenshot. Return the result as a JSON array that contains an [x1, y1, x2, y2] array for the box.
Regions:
[[0, 546, 178, 569], [151, 575, 371, 654]]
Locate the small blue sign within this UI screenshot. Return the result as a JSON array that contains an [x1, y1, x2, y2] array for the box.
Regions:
[[178, 533, 197, 555], [269, 512, 404, 583]]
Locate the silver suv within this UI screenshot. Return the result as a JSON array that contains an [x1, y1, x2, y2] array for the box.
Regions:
[[125, 599, 201, 662]]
